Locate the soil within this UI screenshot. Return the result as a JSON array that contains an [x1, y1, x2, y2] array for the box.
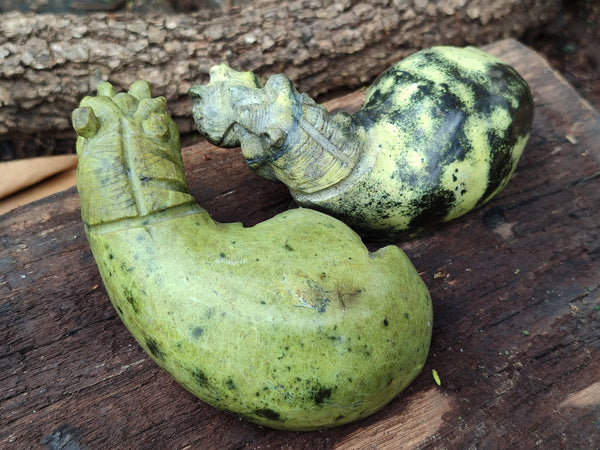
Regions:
[[0, 0, 598, 159]]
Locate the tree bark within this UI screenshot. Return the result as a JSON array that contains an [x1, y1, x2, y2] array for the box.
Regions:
[[0, 0, 560, 154]]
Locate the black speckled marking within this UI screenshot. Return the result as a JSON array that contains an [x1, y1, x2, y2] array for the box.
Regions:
[[145, 337, 165, 361], [253, 408, 281, 421], [191, 326, 204, 339], [313, 386, 333, 405], [120, 261, 134, 273], [312, 296, 329, 313], [408, 189, 455, 230], [191, 368, 209, 388], [123, 287, 140, 314], [482, 132, 513, 194]]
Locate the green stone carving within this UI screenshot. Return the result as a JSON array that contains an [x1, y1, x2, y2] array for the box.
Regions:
[[73, 81, 433, 430], [190, 47, 534, 239]]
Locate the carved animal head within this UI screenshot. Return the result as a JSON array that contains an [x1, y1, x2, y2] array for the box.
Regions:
[[191, 65, 364, 191], [189, 64, 261, 147], [190, 65, 315, 179]]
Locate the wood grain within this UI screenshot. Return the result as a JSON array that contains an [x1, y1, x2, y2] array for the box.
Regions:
[[1, 39, 599, 449]]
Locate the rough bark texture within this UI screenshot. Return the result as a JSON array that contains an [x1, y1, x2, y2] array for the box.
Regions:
[[0, 0, 560, 155], [1, 40, 599, 448]]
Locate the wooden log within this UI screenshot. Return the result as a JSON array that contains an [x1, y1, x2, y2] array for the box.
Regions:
[[0, 0, 561, 154], [1, 39, 599, 448]]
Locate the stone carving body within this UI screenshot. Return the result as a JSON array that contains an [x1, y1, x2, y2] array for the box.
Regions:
[[72, 81, 433, 431], [190, 47, 534, 239]]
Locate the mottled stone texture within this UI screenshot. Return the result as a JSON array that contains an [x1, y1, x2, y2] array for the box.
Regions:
[[189, 47, 534, 239], [0, 0, 559, 151]]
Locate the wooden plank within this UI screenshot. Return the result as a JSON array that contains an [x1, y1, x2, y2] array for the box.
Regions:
[[1, 39, 599, 448]]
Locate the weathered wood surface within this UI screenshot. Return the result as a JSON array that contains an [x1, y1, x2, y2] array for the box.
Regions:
[[0, 0, 561, 155], [1, 39, 599, 448]]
